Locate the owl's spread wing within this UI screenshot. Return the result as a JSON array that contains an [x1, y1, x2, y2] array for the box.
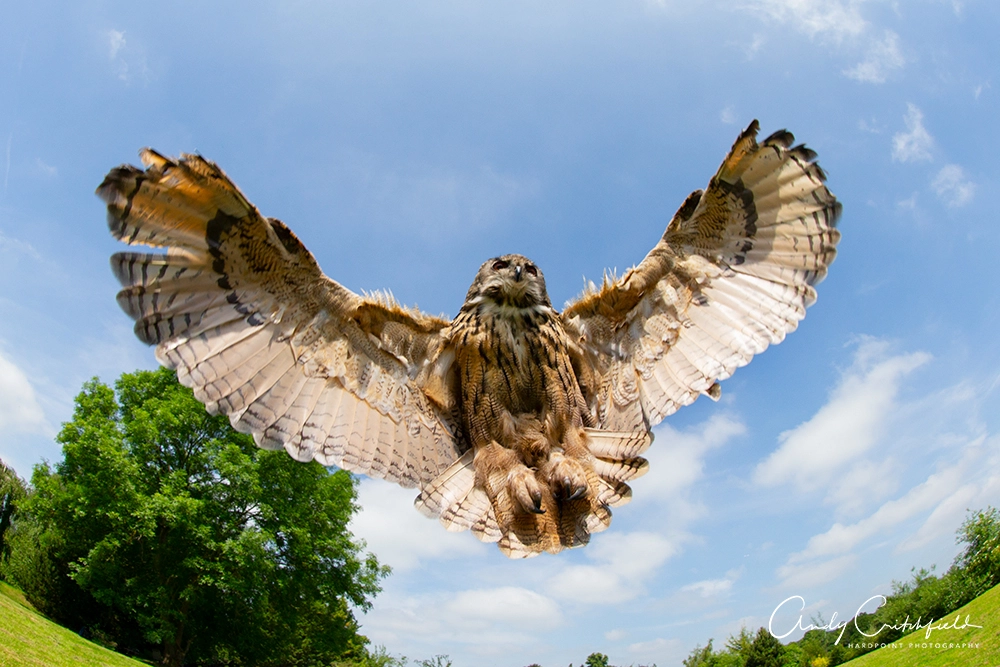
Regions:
[[98, 150, 464, 487], [562, 121, 841, 431]]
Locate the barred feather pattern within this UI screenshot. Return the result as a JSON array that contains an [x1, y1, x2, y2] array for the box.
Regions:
[[563, 120, 840, 431], [99, 120, 839, 559], [98, 150, 462, 489], [414, 288, 639, 558]]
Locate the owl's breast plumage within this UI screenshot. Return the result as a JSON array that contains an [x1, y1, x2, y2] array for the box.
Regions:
[[450, 302, 586, 445]]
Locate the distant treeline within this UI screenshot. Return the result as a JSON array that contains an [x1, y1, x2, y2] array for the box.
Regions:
[[681, 506, 1000, 667]]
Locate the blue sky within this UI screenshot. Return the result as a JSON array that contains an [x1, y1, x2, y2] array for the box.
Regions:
[[1, 1, 999, 665]]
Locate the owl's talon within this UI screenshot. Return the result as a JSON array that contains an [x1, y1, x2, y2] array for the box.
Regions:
[[509, 466, 544, 514], [547, 454, 588, 501]]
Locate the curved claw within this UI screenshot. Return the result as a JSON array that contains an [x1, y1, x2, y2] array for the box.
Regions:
[[509, 466, 545, 514], [547, 454, 589, 502]]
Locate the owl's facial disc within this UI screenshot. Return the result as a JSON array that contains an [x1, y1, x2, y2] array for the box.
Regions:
[[468, 253, 551, 310]]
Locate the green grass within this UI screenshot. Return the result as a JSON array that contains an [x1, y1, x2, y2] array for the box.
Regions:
[[0, 582, 148, 667], [842, 583, 1000, 667]]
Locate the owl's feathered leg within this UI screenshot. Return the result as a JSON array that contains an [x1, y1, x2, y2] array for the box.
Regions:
[[473, 441, 561, 555], [543, 452, 589, 500], [548, 426, 612, 546]]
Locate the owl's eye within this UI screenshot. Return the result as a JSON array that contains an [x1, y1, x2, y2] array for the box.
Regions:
[[492, 260, 509, 271], [525, 265, 538, 277]]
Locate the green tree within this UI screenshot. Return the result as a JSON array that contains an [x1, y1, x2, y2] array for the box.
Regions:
[[683, 639, 716, 667], [584, 653, 610, 667], [0, 459, 26, 564], [6, 368, 387, 667], [744, 627, 785, 667], [725, 626, 754, 659], [416, 656, 453, 667], [955, 506, 1000, 596]]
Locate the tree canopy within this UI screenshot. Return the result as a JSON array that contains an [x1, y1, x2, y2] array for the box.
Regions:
[[0, 459, 26, 561], [3, 367, 387, 667]]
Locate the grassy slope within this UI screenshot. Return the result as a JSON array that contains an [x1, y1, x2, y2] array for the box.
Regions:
[[0, 582, 147, 667], [842, 583, 1000, 667]]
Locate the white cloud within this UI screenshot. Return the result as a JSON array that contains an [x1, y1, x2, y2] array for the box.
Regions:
[[744, 33, 766, 59], [823, 458, 899, 515], [754, 341, 930, 490], [605, 628, 627, 641], [0, 350, 47, 434], [896, 193, 918, 211], [720, 106, 738, 124], [33, 158, 57, 178], [0, 230, 42, 261], [896, 482, 980, 552], [361, 584, 563, 657], [788, 447, 980, 563], [104, 28, 149, 83], [0, 349, 51, 473], [844, 30, 904, 83], [857, 117, 882, 134], [107, 29, 126, 59], [776, 554, 858, 589], [626, 636, 683, 664], [545, 531, 678, 604], [640, 414, 746, 503], [892, 104, 934, 163], [349, 479, 485, 571], [681, 569, 742, 599], [445, 586, 563, 631], [744, 0, 868, 41], [932, 164, 975, 207]]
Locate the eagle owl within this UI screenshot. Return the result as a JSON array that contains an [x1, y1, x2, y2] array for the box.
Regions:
[[97, 121, 840, 558]]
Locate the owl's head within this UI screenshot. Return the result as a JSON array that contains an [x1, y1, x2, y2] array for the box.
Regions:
[[464, 253, 551, 311]]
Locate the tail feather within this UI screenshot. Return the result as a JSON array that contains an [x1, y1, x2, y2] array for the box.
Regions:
[[584, 428, 652, 459]]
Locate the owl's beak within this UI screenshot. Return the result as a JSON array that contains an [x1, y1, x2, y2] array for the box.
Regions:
[[514, 265, 523, 282]]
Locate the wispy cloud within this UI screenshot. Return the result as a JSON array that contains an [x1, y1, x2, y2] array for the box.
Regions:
[[105, 28, 150, 84], [349, 480, 485, 571], [0, 349, 52, 473], [753, 340, 930, 492], [931, 164, 975, 207], [776, 554, 858, 589], [0, 349, 48, 434], [640, 414, 746, 506], [0, 230, 42, 261], [772, 388, 998, 591], [896, 481, 981, 552], [545, 531, 679, 604], [788, 457, 974, 564], [944, 0, 964, 17], [844, 30, 904, 83], [681, 568, 743, 599], [892, 104, 934, 163], [627, 637, 684, 665], [362, 584, 564, 658], [33, 158, 57, 179], [896, 193, 918, 211], [108, 29, 126, 59], [445, 586, 564, 632], [743, 0, 868, 41]]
